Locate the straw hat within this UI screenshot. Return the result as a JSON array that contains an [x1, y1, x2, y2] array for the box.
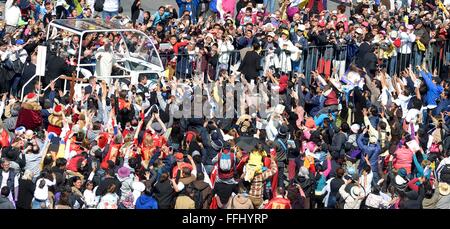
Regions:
[[439, 182, 450, 196], [350, 185, 362, 199]]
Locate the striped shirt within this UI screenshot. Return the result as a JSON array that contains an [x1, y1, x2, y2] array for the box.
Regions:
[[249, 160, 278, 199]]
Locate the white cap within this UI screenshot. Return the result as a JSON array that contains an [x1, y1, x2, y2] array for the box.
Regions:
[[350, 124, 361, 134], [132, 181, 145, 192], [121, 83, 129, 91], [356, 28, 363, 34], [298, 24, 306, 31], [267, 32, 276, 37]]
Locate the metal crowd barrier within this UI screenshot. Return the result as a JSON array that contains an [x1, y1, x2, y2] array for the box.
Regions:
[[158, 42, 448, 84], [158, 45, 349, 85]]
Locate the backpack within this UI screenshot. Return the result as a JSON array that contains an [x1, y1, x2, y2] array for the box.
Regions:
[[439, 164, 450, 183], [276, 139, 288, 162], [94, 0, 105, 12], [4, 51, 25, 74], [185, 183, 204, 209], [218, 151, 235, 180]]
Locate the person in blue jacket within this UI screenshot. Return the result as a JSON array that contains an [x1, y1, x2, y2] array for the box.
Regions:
[[419, 68, 444, 125], [356, 128, 381, 183], [176, 0, 198, 23], [433, 91, 450, 116], [135, 182, 158, 209], [152, 6, 171, 28], [419, 69, 444, 109]]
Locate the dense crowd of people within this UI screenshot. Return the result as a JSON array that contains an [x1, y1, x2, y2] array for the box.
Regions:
[[0, 0, 450, 210]]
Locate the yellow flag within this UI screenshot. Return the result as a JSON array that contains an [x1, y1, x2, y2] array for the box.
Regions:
[[438, 0, 450, 16], [56, 142, 66, 159], [299, 0, 309, 9], [73, 0, 84, 15], [416, 40, 426, 52]]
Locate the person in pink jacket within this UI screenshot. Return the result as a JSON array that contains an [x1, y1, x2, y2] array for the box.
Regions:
[[393, 141, 414, 174]]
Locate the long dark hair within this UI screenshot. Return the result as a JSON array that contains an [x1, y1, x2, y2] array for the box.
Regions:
[[159, 172, 169, 183], [106, 183, 117, 194], [58, 191, 71, 206]]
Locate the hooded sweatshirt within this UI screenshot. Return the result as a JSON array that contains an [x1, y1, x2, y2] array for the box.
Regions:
[[135, 194, 158, 209]]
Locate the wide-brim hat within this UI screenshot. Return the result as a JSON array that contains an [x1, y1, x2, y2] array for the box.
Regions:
[[117, 166, 131, 179], [350, 185, 362, 199], [298, 24, 306, 31], [278, 125, 289, 137], [132, 181, 145, 192], [395, 175, 407, 185], [24, 129, 34, 140], [439, 182, 450, 196]]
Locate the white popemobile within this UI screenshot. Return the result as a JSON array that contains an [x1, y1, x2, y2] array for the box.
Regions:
[[21, 18, 164, 100]]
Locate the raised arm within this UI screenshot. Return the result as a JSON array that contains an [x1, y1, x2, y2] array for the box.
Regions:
[[0, 94, 7, 119], [413, 152, 424, 177], [261, 154, 278, 180], [322, 154, 332, 177], [419, 69, 437, 91]]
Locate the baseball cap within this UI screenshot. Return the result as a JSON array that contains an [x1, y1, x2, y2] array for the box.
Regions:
[[175, 153, 184, 160]]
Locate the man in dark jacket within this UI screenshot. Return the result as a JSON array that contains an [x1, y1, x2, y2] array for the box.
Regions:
[[238, 42, 263, 83], [95, 168, 122, 197], [44, 51, 74, 90], [414, 19, 430, 70], [294, 167, 316, 209], [328, 122, 349, 159], [362, 46, 378, 77], [237, 29, 259, 50], [51, 158, 68, 193], [274, 125, 290, 188], [202, 133, 223, 175], [355, 34, 373, 69]]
